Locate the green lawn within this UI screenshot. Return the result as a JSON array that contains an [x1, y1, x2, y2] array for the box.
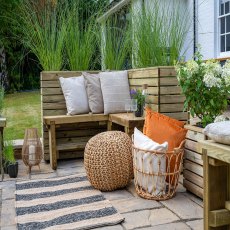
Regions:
[[3, 91, 41, 140]]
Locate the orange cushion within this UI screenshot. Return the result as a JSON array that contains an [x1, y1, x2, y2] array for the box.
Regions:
[[143, 108, 187, 185], [144, 108, 186, 150]]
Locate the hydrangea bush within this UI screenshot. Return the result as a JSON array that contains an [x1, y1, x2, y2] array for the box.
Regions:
[[175, 50, 230, 127]]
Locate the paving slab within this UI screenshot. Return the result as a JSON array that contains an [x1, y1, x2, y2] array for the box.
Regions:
[[184, 192, 203, 208], [30, 172, 57, 180], [93, 224, 124, 230], [111, 197, 162, 213], [149, 208, 179, 226], [0, 180, 15, 190], [141, 222, 191, 230], [186, 219, 203, 230], [161, 193, 203, 219], [2, 186, 15, 200], [176, 182, 186, 193], [56, 166, 85, 176], [102, 190, 134, 201], [126, 180, 139, 198], [122, 210, 151, 230], [1, 225, 17, 230], [1, 199, 16, 227]]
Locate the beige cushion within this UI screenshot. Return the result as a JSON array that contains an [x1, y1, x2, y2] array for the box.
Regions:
[[203, 121, 230, 145], [99, 71, 131, 115], [83, 72, 104, 114], [133, 128, 168, 196], [59, 76, 90, 115]]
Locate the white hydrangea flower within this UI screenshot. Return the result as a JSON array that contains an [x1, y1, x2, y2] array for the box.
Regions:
[[205, 60, 222, 76], [186, 60, 199, 74], [222, 60, 230, 86], [203, 73, 222, 88]]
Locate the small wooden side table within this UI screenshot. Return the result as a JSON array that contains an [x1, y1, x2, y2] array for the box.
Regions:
[[199, 140, 230, 230], [0, 117, 6, 181], [108, 113, 145, 136]]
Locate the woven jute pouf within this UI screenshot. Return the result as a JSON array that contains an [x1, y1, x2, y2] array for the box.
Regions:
[[84, 131, 133, 191]]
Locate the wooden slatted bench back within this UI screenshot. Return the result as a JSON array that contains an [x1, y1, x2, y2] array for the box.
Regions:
[[41, 67, 187, 161]]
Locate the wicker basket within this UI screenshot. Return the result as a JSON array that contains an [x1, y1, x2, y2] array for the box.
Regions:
[[133, 141, 185, 201]]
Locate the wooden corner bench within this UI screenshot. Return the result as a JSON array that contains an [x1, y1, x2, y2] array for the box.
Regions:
[[41, 68, 187, 170]]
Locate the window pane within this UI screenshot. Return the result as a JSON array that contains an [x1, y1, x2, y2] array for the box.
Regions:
[[225, 2, 229, 14], [226, 34, 230, 51], [227, 15, 230, 32], [221, 17, 225, 34], [221, 35, 225, 52], [221, 3, 224, 15]]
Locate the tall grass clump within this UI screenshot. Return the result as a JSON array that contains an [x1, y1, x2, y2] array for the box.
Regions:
[[132, 0, 191, 68], [65, 1, 98, 70], [15, 0, 67, 71], [103, 16, 131, 70]]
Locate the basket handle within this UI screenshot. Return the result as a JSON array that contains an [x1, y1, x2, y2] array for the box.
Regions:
[[173, 140, 185, 153]]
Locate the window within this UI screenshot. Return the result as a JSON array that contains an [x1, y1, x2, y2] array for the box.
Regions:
[[219, 0, 230, 54]]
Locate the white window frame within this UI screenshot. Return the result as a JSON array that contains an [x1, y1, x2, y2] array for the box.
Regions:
[[218, 0, 230, 57]]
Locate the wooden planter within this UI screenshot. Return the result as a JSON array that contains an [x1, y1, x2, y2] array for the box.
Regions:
[[128, 67, 188, 121], [183, 124, 206, 198], [41, 67, 188, 161]]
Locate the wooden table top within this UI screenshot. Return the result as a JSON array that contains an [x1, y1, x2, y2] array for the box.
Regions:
[[109, 113, 145, 127], [199, 140, 230, 164]]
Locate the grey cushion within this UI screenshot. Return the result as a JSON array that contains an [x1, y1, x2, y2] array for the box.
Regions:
[[203, 121, 230, 145], [99, 71, 131, 115], [59, 76, 90, 115], [83, 72, 104, 113]]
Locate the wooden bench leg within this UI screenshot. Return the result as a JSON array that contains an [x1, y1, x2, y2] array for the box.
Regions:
[[49, 121, 57, 170], [107, 121, 112, 131]]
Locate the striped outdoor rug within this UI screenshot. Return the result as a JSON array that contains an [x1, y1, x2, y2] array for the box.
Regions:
[[15, 174, 124, 230]]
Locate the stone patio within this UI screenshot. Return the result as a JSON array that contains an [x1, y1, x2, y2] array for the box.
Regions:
[[0, 159, 203, 230]]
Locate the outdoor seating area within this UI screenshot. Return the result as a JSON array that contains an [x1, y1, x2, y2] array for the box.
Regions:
[[1, 0, 230, 229]]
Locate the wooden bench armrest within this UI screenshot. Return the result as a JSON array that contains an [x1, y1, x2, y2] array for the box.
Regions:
[[43, 114, 109, 125]]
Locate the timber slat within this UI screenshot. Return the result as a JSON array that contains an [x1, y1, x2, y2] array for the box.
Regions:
[[183, 169, 203, 188], [184, 159, 203, 177], [44, 128, 106, 139], [159, 68, 176, 76], [57, 142, 87, 151], [185, 139, 202, 153], [42, 95, 65, 103], [183, 179, 203, 198], [184, 149, 203, 165], [186, 130, 206, 142], [44, 114, 109, 125], [128, 68, 158, 79], [147, 95, 186, 104]]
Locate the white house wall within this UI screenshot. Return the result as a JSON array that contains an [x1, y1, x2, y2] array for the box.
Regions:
[[144, 0, 194, 61], [197, 0, 216, 59]]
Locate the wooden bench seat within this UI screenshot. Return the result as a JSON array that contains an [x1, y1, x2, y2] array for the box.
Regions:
[[43, 114, 109, 125]]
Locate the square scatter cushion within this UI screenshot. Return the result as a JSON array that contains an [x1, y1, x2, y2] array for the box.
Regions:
[[99, 70, 131, 115], [59, 76, 90, 115], [203, 121, 230, 145], [83, 72, 104, 113], [133, 128, 168, 196]]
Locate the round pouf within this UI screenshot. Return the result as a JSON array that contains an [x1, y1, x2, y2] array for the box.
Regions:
[[84, 131, 133, 191]]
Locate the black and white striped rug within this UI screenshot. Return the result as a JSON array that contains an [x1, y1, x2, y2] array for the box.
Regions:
[[15, 174, 124, 230]]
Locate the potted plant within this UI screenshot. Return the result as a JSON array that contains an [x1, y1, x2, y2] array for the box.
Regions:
[[4, 139, 18, 178], [175, 48, 230, 198], [130, 88, 146, 117]]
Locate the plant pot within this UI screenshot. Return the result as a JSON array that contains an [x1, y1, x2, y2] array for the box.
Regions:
[[135, 105, 144, 117], [8, 162, 18, 178]]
